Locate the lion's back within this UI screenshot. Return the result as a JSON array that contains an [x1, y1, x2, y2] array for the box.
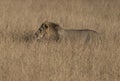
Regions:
[[58, 29, 102, 46]]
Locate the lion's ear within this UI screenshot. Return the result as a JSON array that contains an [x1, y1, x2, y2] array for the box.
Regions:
[[40, 24, 48, 29], [54, 24, 61, 30], [44, 24, 48, 29]]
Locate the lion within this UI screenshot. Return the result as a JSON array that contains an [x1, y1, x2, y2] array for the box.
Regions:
[[35, 21, 101, 45], [35, 21, 60, 41]]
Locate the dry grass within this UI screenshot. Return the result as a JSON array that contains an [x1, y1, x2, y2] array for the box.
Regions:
[[0, 0, 120, 81]]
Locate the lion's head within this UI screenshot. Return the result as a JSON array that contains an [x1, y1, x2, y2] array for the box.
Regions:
[[35, 21, 60, 41]]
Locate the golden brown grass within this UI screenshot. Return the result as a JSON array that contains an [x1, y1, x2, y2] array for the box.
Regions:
[[0, 0, 120, 81]]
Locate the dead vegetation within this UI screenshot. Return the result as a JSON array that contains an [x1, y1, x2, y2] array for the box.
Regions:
[[0, 0, 120, 81]]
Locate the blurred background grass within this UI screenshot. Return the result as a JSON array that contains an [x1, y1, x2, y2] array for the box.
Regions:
[[0, 0, 120, 81]]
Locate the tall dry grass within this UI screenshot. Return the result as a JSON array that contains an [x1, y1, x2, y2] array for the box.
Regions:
[[0, 0, 120, 81]]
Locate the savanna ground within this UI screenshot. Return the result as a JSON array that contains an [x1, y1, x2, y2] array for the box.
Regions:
[[0, 0, 120, 81]]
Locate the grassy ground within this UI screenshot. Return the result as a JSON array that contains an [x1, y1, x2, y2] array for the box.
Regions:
[[0, 0, 120, 81]]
